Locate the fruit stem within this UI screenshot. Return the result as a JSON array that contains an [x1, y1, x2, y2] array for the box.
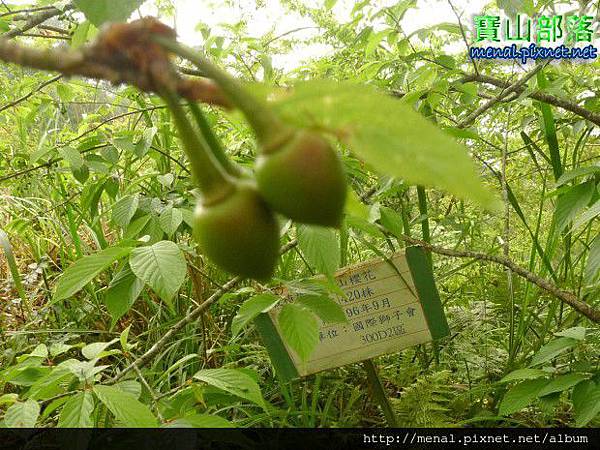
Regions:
[[154, 36, 291, 149], [187, 101, 241, 177], [159, 87, 233, 204]]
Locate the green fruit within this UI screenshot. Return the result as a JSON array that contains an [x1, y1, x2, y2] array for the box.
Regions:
[[193, 181, 280, 280], [256, 130, 347, 227]]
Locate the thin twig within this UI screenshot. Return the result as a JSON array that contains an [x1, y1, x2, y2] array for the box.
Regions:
[[0, 74, 62, 113], [383, 229, 600, 323], [132, 363, 165, 422], [446, 0, 478, 75], [457, 64, 546, 129], [461, 72, 600, 127], [108, 239, 299, 383], [2, 3, 72, 39]]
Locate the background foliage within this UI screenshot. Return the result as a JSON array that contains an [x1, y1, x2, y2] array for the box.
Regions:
[[0, 0, 599, 428]]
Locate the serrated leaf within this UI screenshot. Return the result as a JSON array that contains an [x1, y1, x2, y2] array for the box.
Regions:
[[114, 380, 142, 399], [81, 339, 117, 360], [159, 206, 183, 236], [273, 81, 499, 210], [498, 378, 549, 416], [298, 225, 339, 276], [231, 293, 279, 337], [73, 0, 145, 27], [93, 385, 157, 427], [105, 264, 144, 324], [129, 241, 186, 304], [193, 369, 265, 408], [59, 146, 84, 170], [572, 380, 600, 427], [4, 399, 40, 428], [295, 295, 346, 323], [101, 146, 120, 164], [112, 136, 136, 154], [27, 366, 74, 401], [54, 247, 132, 302], [29, 344, 48, 358], [157, 173, 174, 187], [58, 392, 94, 428], [112, 195, 139, 228], [538, 373, 589, 397], [530, 337, 578, 367], [278, 303, 319, 361], [499, 368, 549, 383]]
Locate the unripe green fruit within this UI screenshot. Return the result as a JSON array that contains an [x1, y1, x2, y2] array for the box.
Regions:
[[256, 130, 347, 227], [193, 182, 280, 280]]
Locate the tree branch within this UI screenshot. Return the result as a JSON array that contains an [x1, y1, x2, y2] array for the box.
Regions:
[[457, 64, 546, 129], [386, 230, 600, 323], [0, 74, 61, 113], [0, 36, 229, 107], [461, 72, 600, 127], [2, 3, 72, 39]]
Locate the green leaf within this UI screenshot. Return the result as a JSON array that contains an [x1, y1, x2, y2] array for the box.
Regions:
[[193, 368, 265, 408], [555, 327, 586, 341], [572, 199, 600, 231], [54, 246, 133, 302], [538, 373, 589, 397], [135, 127, 157, 157], [498, 378, 549, 416], [159, 206, 183, 236], [112, 195, 139, 228], [58, 392, 95, 428], [166, 414, 234, 428], [129, 241, 186, 305], [105, 264, 144, 324], [101, 146, 120, 164], [27, 366, 74, 400], [273, 81, 499, 210], [345, 189, 370, 220], [93, 385, 157, 427], [73, 0, 146, 27], [298, 225, 339, 276], [59, 146, 84, 170], [81, 339, 117, 360], [30, 344, 48, 358], [70, 20, 93, 49], [114, 380, 142, 399], [553, 181, 594, 234], [530, 337, 578, 367], [585, 234, 600, 284], [4, 399, 40, 428], [231, 293, 279, 337], [556, 165, 600, 187], [295, 294, 346, 323], [379, 206, 405, 237], [499, 368, 549, 383], [278, 303, 319, 361], [572, 380, 600, 427]]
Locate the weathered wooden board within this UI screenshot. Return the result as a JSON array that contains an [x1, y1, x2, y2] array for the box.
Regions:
[[255, 246, 449, 380]]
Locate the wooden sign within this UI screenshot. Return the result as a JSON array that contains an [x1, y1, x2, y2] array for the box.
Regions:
[[255, 246, 449, 381]]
